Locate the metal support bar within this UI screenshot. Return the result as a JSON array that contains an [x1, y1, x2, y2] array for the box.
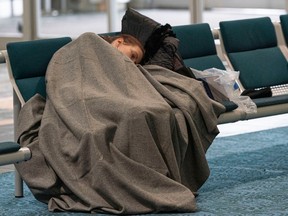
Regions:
[[0, 51, 5, 63], [22, 0, 41, 40], [107, 0, 118, 32], [189, 0, 203, 24], [14, 169, 24, 197], [13, 90, 24, 197], [0, 148, 31, 166], [43, 0, 52, 14]]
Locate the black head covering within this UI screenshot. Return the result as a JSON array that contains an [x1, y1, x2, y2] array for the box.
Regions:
[[121, 8, 161, 48]]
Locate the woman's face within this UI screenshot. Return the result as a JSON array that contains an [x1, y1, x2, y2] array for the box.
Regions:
[[111, 38, 144, 64]]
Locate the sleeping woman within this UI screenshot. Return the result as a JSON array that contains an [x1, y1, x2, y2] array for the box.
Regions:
[[14, 9, 225, 215], [101, 34, 145, 64]]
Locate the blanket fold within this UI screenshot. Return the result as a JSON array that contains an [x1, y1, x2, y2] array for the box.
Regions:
[[15, 32, 225, 214]]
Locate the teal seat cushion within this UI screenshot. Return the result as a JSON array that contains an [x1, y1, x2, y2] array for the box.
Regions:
[[220, 17, 277, 53], [184, 55, 226, 71], [280, 14, 288, 46], [173, 23, 216, 58], [173, 24, 226, 70], [220, 17, 288, 90], [7, 37, 72, 102], [228, 47, 288, 89], [15, 77, 46, 102], [0, 142, 20, 154]]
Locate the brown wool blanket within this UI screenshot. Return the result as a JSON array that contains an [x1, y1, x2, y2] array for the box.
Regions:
[[15, 32, 225, 214]]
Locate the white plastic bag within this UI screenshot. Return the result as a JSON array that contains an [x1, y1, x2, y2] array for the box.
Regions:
[[191, 68, 257, 114]]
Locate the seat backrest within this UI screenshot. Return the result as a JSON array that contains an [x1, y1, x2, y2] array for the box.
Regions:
[[6, 37, 72, 104], [172, 23, 226, 71], [280, 14, 288, 46], [219, 17, 288, 90]]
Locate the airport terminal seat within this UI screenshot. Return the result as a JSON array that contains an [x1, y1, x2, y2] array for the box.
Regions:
[[219, 17, 288, 119], [219, 17, 288, 91], [172, 23, 239, 118], [0, 37, 72, 197], [172, 23, 226, 71]]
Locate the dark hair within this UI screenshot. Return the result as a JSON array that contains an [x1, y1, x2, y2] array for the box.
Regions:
[[101, 34, 145, 54]]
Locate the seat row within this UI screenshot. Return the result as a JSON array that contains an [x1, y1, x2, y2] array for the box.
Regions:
[[173, 14, 288, 123], [1, 15, 288, 197]]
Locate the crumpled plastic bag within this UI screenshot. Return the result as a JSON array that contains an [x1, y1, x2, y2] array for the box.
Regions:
[[191, 68, 257, 114]]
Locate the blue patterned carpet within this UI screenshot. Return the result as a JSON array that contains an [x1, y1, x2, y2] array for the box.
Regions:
[[1, 126, 288, 216]]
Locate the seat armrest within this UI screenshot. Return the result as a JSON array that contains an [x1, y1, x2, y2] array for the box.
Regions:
[[0, 141, 20, 154]]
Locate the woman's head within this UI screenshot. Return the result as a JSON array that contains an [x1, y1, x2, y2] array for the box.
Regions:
[[102, 34, 144, 64]]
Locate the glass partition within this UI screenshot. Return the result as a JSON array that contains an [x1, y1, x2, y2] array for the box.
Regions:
[[38, 0, 125, 38]]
